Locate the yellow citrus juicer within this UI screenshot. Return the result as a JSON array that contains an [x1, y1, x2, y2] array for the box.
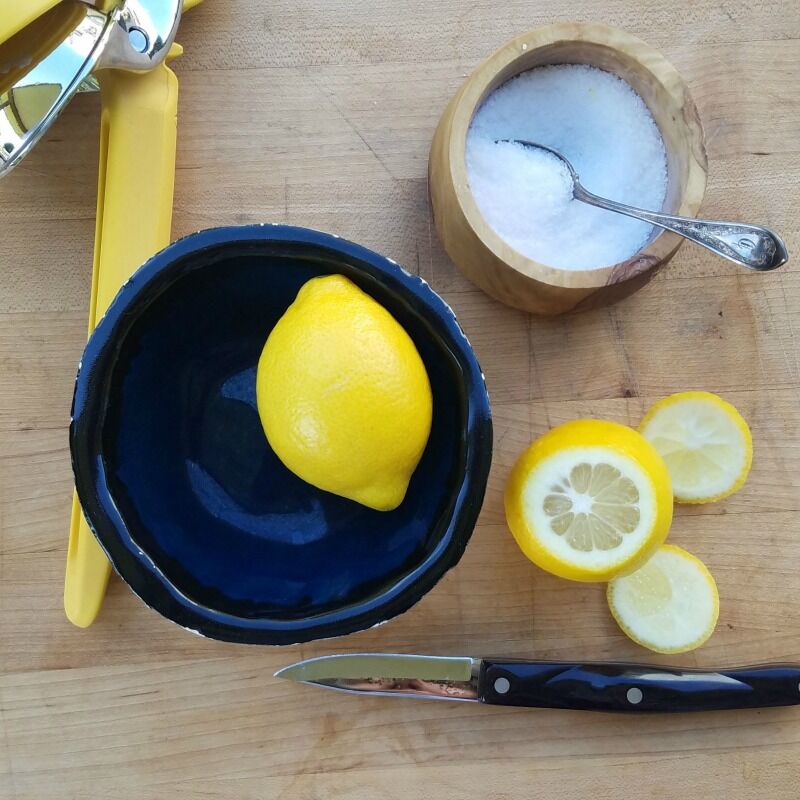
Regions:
[[0, 0, 202, 626]]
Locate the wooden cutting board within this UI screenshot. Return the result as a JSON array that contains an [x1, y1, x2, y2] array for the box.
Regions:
[[1, 1, 798, 797]]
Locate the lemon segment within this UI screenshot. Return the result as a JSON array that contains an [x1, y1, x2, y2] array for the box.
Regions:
[[607, 545, 719, 654], [256, 274, 433, 512], [504, 420, 673, 582], [639, 391, 752, 503]]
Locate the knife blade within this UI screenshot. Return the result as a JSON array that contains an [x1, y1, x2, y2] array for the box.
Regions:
[[275, 653, 800, 712]]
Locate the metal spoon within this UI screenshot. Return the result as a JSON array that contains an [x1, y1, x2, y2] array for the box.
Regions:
[[501, 139, 788, 271]]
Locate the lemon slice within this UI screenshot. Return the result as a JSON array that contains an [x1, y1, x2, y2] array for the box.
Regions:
[[607, 545, 719, 653], [504, 420, 673, 582], [639, 391, 752, 504]]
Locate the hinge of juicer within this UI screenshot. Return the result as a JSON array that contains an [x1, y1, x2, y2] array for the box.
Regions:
[[0, 0, 181, 177]]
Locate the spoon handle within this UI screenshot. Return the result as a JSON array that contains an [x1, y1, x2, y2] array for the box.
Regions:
[[573, 184, 788, 271]]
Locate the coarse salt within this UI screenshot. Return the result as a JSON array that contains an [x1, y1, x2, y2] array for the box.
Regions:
[[466, 64, 668, 270]]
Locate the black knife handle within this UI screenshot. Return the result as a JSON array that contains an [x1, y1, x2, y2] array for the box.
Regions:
[[478, 660, 800, 713]]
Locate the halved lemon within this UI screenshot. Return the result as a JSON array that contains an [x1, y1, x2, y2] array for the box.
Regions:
[[639, 391, 752, 504], [607, 544, 719, 653], [504, 420, 673, 582]]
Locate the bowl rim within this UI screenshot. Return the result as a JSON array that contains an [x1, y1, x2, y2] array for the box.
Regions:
[[70, 224, 493, 645], [446, 21, 708, 289]]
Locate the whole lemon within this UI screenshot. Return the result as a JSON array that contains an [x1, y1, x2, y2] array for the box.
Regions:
[[256, 274, 433, 511]]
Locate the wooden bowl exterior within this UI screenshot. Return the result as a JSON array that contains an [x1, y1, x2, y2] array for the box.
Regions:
[[429, 22, 708, 315]]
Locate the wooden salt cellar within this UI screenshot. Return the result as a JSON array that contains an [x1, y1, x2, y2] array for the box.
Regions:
[[429, 22, 708, 315]]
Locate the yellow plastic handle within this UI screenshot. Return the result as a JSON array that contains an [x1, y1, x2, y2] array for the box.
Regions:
[[0, 0, 63, 44], [64, 64, 178, 627]]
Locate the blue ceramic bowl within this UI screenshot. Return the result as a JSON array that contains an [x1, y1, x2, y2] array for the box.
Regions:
[[70, 226, 492, 644]]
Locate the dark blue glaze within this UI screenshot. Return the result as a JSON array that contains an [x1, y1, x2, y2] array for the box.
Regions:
[[70, 226, 492, 644], [480, 660, 800, 712]]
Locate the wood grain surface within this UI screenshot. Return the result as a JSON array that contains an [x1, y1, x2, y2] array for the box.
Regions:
[[1, 1, 799, 798]]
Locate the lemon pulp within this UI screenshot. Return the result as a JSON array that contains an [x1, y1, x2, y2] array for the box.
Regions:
[[542, 459, 645, 551]]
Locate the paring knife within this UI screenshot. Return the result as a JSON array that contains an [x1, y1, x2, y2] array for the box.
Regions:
[[275, 653, 800, 713]]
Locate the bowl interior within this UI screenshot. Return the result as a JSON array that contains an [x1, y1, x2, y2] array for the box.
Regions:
[[76, 230, 490, 640], [472, 41, 691, 220]]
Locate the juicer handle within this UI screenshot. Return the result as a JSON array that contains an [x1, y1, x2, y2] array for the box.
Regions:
[[65, 63, 179, 626], [0, 0, 62, 44]]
